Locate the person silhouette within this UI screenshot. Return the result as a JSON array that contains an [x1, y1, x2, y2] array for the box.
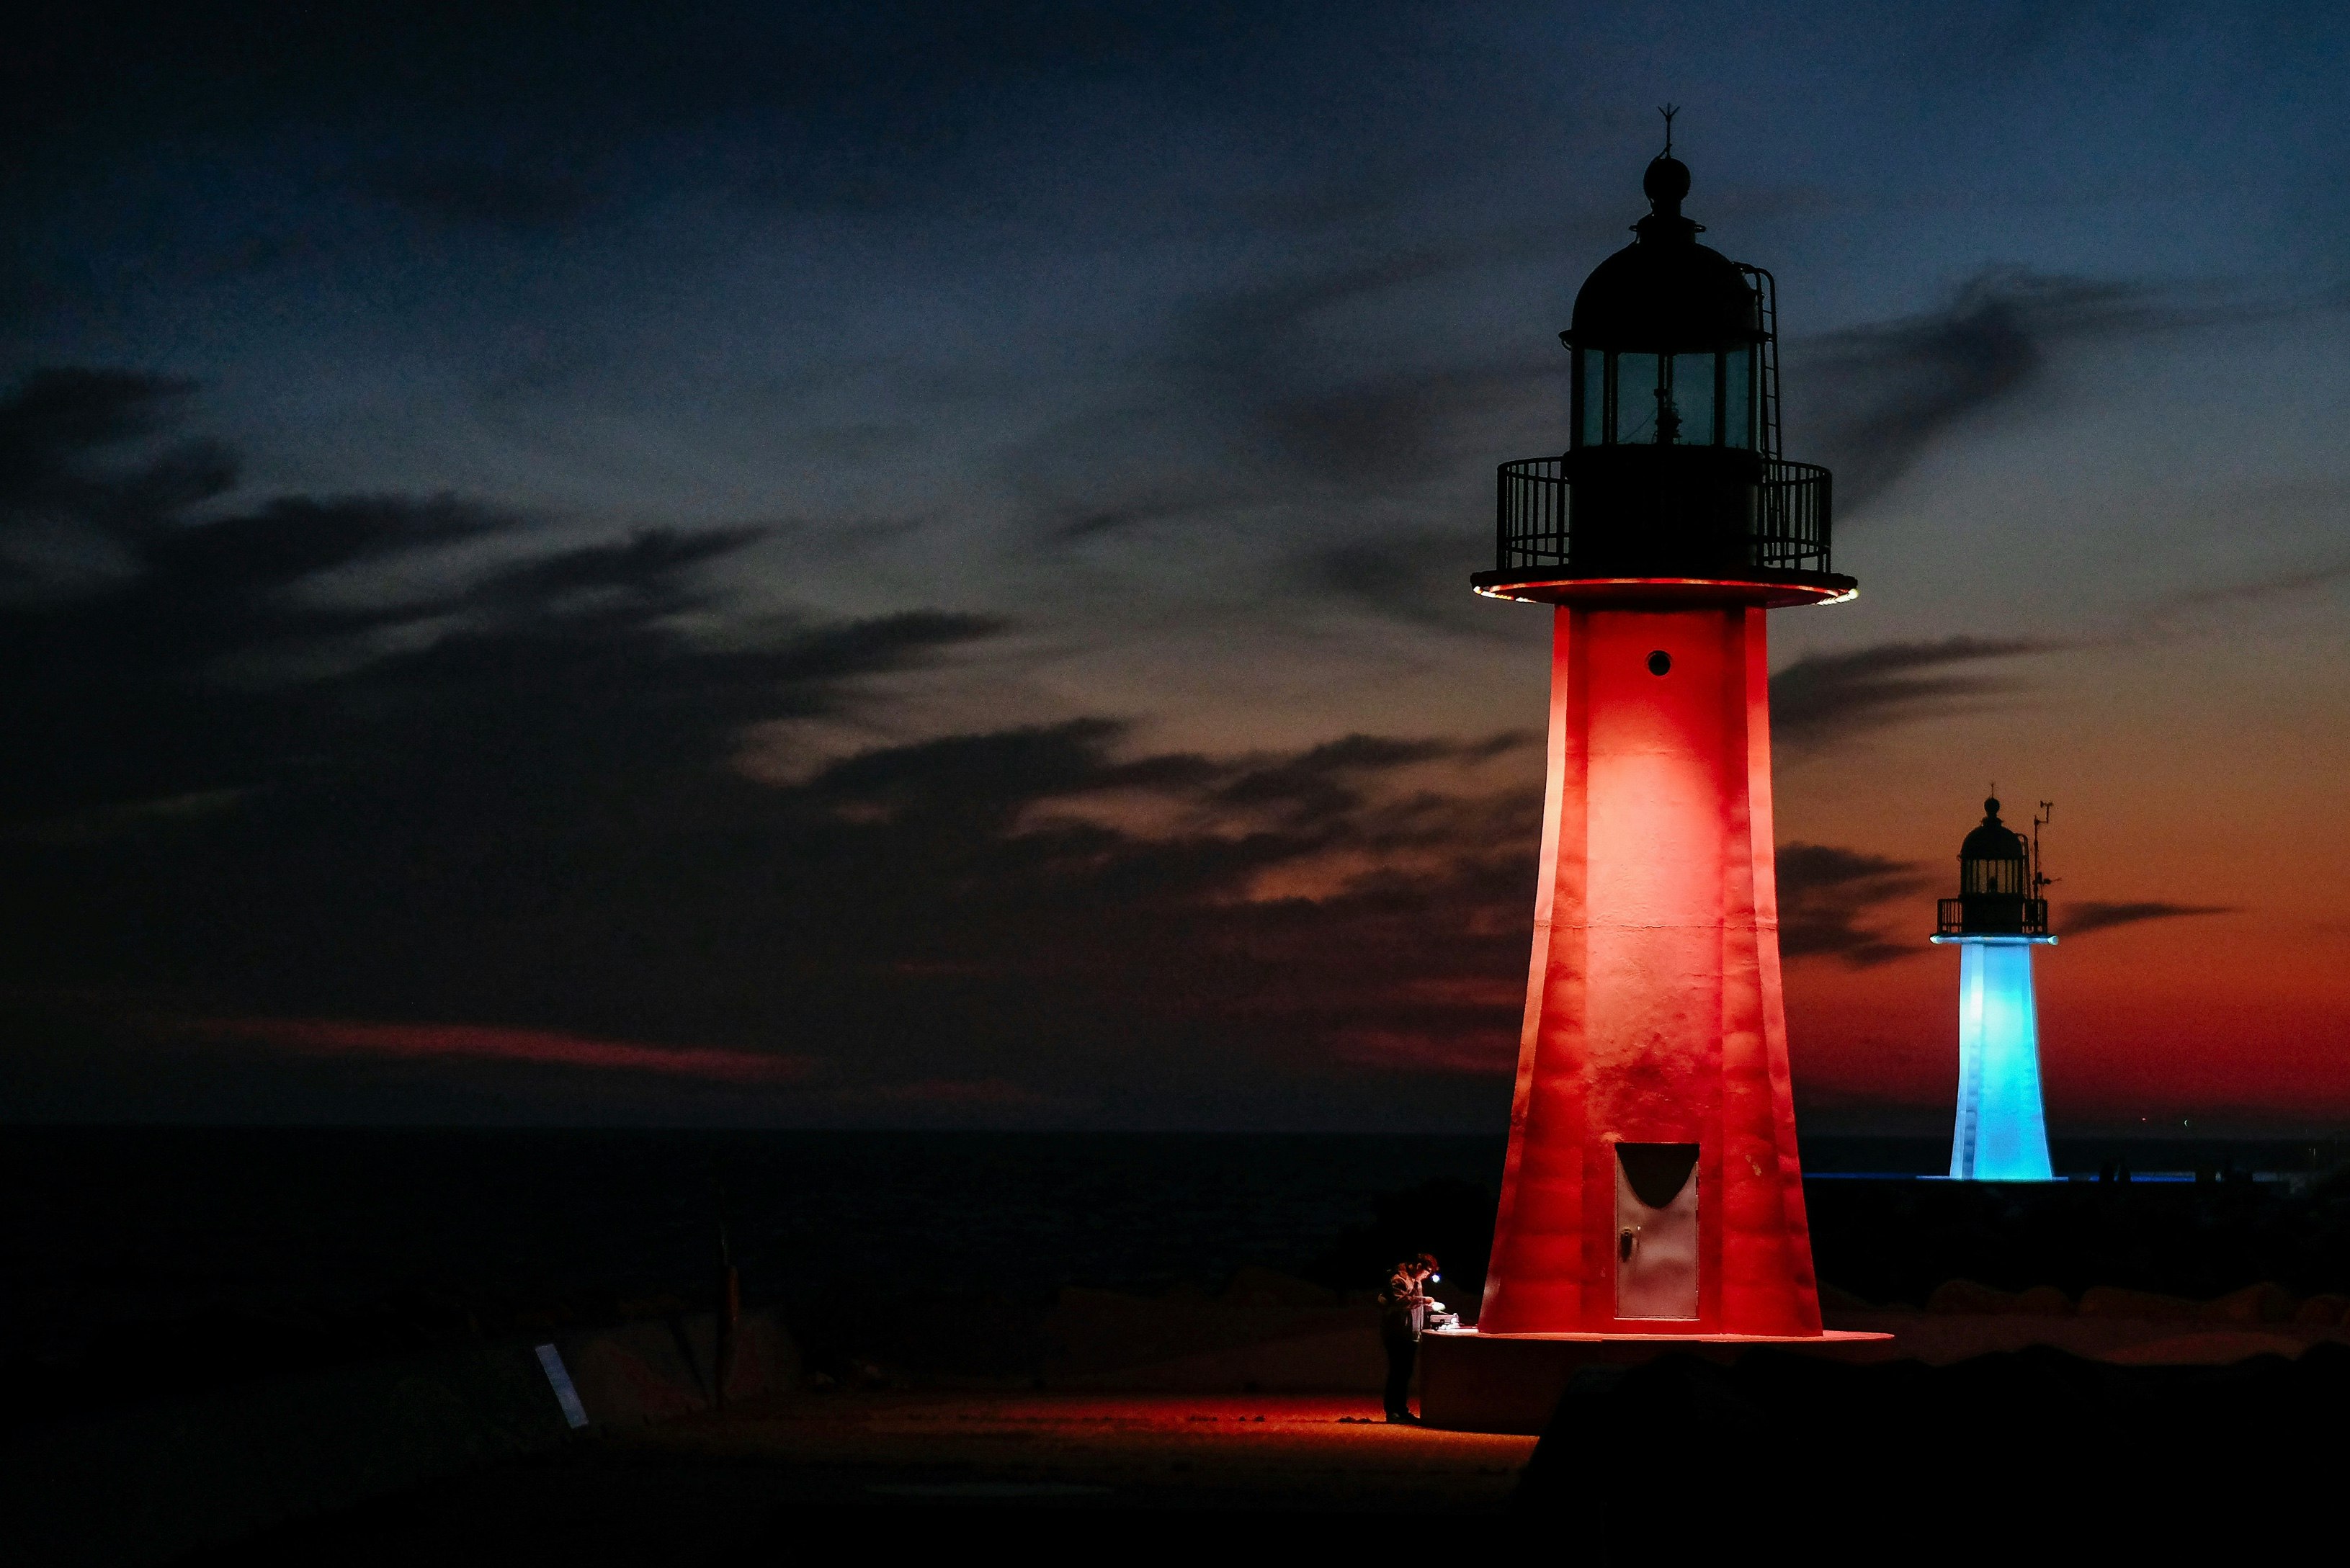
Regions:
[[1377, 1253, 1439, 1423]]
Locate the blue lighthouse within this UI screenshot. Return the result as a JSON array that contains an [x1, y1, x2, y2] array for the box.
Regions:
[[1930, 798, 2056, 1181]]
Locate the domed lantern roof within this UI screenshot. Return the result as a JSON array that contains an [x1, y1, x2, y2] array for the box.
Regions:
[[1960, 798, 2029, 866], [1566, 155, 1764, 353]]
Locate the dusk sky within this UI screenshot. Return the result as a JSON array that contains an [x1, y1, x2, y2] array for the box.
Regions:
[[5, 3, 2346, 1132]]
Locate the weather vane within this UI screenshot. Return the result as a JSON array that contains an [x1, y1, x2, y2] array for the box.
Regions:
[[1659, 103, 1679, 155]]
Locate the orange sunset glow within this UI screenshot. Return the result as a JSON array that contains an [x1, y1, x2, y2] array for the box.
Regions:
[[1, 6, 2344, 1138]]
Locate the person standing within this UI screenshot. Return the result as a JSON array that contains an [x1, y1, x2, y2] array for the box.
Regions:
[[1377, 1253, 1439, 1423]]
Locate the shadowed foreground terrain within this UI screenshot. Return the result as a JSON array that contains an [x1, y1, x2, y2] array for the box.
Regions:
[[1520, 1344, 2350, 1545], [21, 1147, 2350, 1560], [195, 1393, 1537, 1560], [202, 1343, 2350, 1560]]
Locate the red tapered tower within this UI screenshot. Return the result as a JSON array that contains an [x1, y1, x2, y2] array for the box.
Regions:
[[1469, 144, 1852, 1339]]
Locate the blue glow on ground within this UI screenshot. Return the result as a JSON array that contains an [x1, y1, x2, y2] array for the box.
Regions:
[[1942, 937, 2055, 1181]]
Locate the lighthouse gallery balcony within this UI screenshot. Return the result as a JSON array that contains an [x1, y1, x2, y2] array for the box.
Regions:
[[1491, 451, 1833, 577], [1937, 896, 2050, 937]]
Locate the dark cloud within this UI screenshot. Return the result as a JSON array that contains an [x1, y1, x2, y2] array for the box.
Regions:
[[1303, 530, 1496, 627], [0, 367, 1537, 1127], [0, 361, 998, 933], [0, 366, 199, 467], [1798, 269, 2269, 514], [1034, 474, 1238, 544], [1205, 731, 1530, 828], [1183, 255, 1455, 382], [367, 163, 599, 231], [2061, 900, 2234, 937], [0, 369, 236, 583], [176, 1015, 818, 1085], [1009, 247, 1559, 591], [1263, 378, 1459, 486], [3, 4, 1387, 218], [1178, 253, 1554, 489], [1775, 843, 1932, 967], [1770, 636, 2059, 754], [997, 405, 1245, 546], [2146, 549, 2350, 622]]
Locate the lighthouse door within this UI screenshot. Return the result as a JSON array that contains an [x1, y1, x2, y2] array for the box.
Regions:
[[1613, 1143, 1700, 1320]]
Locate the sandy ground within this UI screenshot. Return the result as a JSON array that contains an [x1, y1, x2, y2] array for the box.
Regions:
[[199, 1392, 1537, 1563]]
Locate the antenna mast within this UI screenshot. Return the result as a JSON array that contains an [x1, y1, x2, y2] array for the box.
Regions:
[[2032, 801, 2056, 897]]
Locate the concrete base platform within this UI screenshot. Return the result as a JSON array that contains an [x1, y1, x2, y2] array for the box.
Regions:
[[1419, 1327, 1898, 1433]]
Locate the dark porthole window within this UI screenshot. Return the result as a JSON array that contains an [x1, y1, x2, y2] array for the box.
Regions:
[[1647, 650, 1671, 676]]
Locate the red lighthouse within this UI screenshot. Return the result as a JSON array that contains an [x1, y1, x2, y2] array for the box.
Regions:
[[1466, 142, 1852, 1341]]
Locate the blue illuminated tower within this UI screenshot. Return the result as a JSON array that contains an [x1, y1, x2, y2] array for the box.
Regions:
[[1930, 798, 2056, 1181]]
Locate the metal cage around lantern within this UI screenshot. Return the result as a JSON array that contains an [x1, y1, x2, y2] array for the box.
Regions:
[[1473, 153, 1851, 604], [1936, 798, 2050, 936]]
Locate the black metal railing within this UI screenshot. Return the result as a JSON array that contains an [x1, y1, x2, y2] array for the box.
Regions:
[[1937, 897, 2049, 937], [1496, 456, 1573, 567], [1756, 458, 1830, 569], [1495, 455, 1833, 577]]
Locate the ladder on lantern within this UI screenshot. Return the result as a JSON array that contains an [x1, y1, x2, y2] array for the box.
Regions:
[[1736, 262, 1782, 462]]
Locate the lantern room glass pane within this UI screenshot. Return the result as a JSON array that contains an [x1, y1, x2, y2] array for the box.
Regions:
[[1723, 347, 1754, 449], [1612, 353, 1661, 444], [1668, 354, 1715, 445], [1963, 858, 2026, 896], [1578, 350, 1606, 447]]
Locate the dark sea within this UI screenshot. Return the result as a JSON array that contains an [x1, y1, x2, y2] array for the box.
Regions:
[[3, 1126, 2334, 1419], [1, 1129, 1509, 1376]]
